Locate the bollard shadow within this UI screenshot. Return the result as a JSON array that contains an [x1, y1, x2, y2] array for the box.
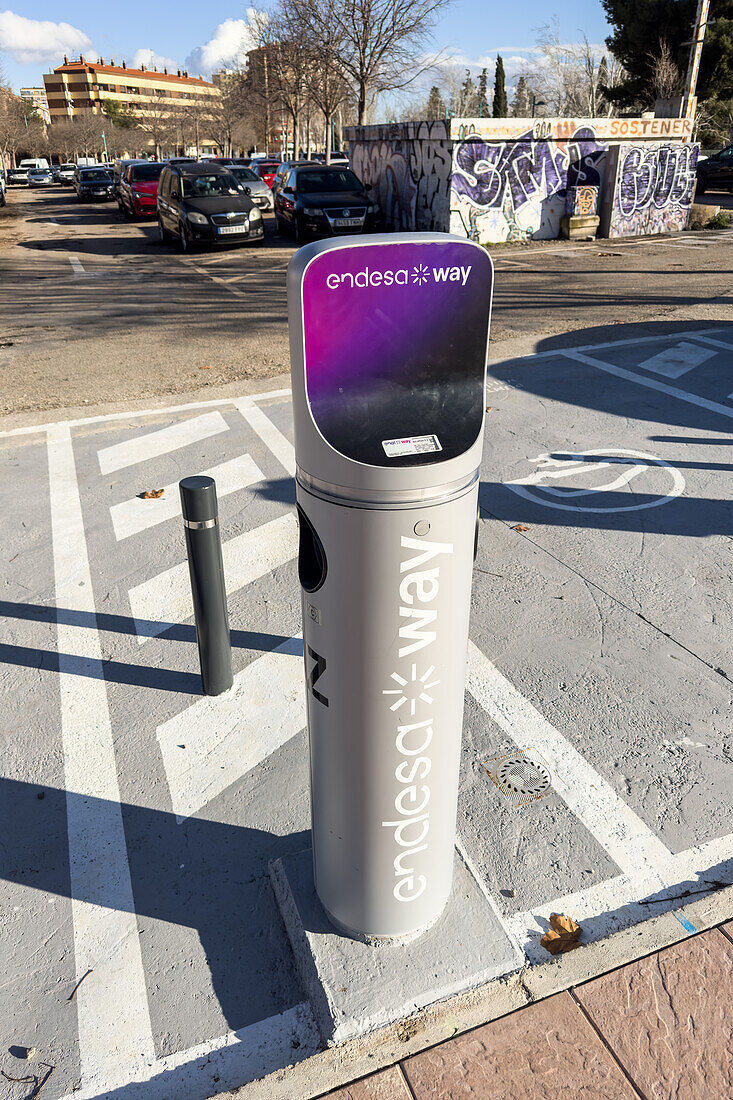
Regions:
[[0, 641, 203, 694], [0, 776, 311, 1037], [249, 477, 296, 506], [0, 600, 292, 652]]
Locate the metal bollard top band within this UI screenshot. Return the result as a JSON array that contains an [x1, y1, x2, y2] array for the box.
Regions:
[[179, 475, 219, 523]]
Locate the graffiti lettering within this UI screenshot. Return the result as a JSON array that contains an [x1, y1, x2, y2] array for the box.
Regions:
[[608, 142, 700, 237]]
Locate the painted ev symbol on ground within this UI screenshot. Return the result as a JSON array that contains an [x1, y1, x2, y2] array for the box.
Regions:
[[506, 448, 686, 513]]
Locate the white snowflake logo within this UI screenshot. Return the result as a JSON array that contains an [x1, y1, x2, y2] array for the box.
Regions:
[[383, 664, 440, 715], [411, 263, 430, 285]]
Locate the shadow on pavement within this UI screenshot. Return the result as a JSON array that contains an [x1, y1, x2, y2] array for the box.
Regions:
[[0, 777, 310, 1037]]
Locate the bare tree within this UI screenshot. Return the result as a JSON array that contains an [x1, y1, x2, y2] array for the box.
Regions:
[[256, 9, 312, 156], [649, 39, 682, 101], [290, 0, 452, 125]]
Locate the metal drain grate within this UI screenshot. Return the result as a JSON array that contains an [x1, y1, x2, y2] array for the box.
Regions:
[[481, 750, 552, 807]]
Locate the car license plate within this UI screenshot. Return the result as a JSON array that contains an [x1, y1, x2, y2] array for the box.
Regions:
[[93, 189, 105, 195], [218, 224, 247, 235], [334, 217, 363, 227]]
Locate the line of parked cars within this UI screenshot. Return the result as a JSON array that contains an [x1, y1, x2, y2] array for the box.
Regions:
[[12, 148, 380, 250]]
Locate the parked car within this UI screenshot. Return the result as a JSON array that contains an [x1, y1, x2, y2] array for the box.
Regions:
[[7, 166, 29, 185], [310, 152, 349, 165], [271, 160, 317, 198], [53, 162, 76, 184], [274, 164, 379, 243], [250, 160, 281, 189], [0, 170, 6, 207], [118, 161, 165, 218], [223, 163, 274, 212], [113, 158, 147, 199], [207, 156, 252, 168], [157, 161, 264, 251], [74, 166, 115, 202], [28, 167, 54, 188], [695, 144, 733, 194], [20, 157, 50, 172]]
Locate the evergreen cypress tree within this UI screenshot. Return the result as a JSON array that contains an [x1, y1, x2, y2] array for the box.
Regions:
[[477, 68, 490, 117], [425, 85, 447, 119], [493, 55, 508, 117], [511, 74, 530, 116]]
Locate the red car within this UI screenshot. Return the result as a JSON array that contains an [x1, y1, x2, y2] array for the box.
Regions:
[[250, 160, 281, 189], [118, 161, 165, 218]]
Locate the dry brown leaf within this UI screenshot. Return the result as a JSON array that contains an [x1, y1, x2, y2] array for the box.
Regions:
[[485, 406, 493, 412], [140, 489, 165, 499], [200, 364, 213, 370], [511, 524, 530, 532], [540, 912, 582, 955]]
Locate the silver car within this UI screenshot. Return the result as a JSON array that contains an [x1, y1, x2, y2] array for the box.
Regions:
[[28, 168, 54, 187], [226, 164, 274, 212]]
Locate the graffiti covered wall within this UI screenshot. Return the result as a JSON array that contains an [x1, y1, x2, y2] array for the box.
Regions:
[[345, 118, 698, 244], [450, 122, 608, 243], [602, 142, 700, 238], [347, 121, 451, 232]]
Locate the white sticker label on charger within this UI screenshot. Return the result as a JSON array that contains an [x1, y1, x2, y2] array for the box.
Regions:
[[382, 434, 442, 458]]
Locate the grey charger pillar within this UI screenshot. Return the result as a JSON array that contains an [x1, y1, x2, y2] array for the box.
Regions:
[[289, 233, 494, 941], [179, 475, 233, 697]]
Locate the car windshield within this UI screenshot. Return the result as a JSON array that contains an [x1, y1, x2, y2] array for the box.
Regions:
[[181, 173, 244, 198], [81, 169, 112, 182], [230, 166, 259, 183], [130, 163, 164, 182], [297, 169, 362, 194], [256, 163, 279, 173], [29, 170, 48, 176]]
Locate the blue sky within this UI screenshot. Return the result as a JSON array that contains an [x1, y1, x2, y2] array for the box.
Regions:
[[1, 2, 613, 92]]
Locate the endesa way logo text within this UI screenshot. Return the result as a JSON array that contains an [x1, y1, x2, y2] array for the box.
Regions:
[[325, 263, 472, 290], [381, 534, 453, 904]]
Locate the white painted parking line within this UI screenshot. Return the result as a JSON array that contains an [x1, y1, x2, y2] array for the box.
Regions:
[[47, 424, 155, 1082], [110, 454, 264, 540], [98, 410, 229, 475], [235, 397, 296, 475], [158, 636, 305, 821], [508, 830, 733, 964], [562, 348, 733, 421], [0, 387, 292, 439], [467, 641, 672, 875], [639, 341, 716, 378], [130, 512, 299, 641], [69, 255, 85, 275], [57, 1002, 320, 1100], [688, 333, 733, 354]]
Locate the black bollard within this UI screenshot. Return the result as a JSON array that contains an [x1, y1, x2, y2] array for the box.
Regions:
[[179, 475, 233, 696]]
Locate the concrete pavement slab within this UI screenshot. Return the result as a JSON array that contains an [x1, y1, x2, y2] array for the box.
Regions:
[[575, 929, 733, 1100], [270, 848, 523, 1044], [321, 1067, 412, 1099]]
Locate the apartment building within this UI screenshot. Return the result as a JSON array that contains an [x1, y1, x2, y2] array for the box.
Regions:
[[19, 87, 50, 124], [42, 56, 220, 123]]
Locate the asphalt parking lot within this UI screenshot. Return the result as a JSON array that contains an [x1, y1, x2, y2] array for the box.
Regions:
[[1, 184, 732, 1099]]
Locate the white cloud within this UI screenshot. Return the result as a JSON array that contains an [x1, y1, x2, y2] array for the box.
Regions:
[[0, 9, 93, 64], [132, 48, 179, 71], [184, 13, 262, 76]]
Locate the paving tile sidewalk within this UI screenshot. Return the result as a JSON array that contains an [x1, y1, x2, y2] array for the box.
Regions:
[[318, 923, 733, 1099]]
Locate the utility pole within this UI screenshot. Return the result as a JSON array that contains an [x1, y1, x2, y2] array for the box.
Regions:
[[683, 0, 711, 121]]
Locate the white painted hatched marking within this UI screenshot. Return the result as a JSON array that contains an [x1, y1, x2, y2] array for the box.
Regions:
[[467, 641, 672, 875], [69, 255, 85, 274], [47, 424, 155, 1079], [110, 454, 264, 540], [98, 411, 229, 475], [563, 349, 733, 421], [507, 830, 733, 964], [639, 341, 716, 379], [129, 512, 299, 642], [158, 636, 305, 821], [235, 398, 296, 476], [57, 1002, 320, 1100]]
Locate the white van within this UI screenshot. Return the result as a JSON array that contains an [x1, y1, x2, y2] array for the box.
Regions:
[[19, 158, 50, 171]]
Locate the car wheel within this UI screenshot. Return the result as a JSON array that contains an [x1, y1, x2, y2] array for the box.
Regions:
[[158, 217, 172, 244], [178, 221, 191, 252], [275, 214, 286, 236]]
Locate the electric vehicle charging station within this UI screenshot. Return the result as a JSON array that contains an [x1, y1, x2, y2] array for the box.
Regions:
[[289, 233, 493, 942]]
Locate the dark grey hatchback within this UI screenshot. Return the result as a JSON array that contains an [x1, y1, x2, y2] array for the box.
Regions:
[[157, 161, 264, 250], [274, 165, 379, 243]]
